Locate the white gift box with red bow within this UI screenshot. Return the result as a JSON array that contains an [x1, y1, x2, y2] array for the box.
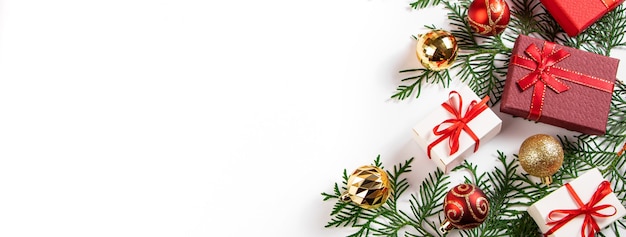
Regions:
[[412, 85, 502, 173], [527, 168, 626, 237]]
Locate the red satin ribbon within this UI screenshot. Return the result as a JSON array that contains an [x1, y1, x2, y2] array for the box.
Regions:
[[601, 0, 619, 8], [511, 42, 614, 121], [427, 91, 489, 159], [544, 181, 617, 237]]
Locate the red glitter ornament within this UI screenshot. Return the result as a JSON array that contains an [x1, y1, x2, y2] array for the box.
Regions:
[[439, 184, 490, 233], [467, 0, 510, 36]]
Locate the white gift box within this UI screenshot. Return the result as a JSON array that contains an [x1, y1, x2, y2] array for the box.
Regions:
[[527, 168, 626, 237], [412, 85, 502, 173]]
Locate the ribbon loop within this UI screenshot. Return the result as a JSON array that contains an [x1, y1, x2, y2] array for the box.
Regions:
[[426, 91, 489, 159], [511, 41, 615, 121], [544, 181, 617, 237]]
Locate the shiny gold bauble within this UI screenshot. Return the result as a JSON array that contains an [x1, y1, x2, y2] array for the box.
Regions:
[[416, 30, 458, 71], [518, 134, 564, 185], [340, 165, 391, 209]]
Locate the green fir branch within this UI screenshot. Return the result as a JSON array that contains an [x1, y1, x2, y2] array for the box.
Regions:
[[557, 5, 626, 56], [325, 202, 368, 228], [558, 135, 612, 179], [392, 68, 452, 100], [393, 0, 511, 105], [512, 166, 553, 201], [322, 167, 363, 228], [386, 158, 414, 212], [505, 213, 542, 237], [329, 0, 626, 236], [558, 81, 626, 176], [373, 155, 384, 168], [409, 0, 443, 9], [534, 7, 563, 42], [455, 50, 509, 105], [322, 156, 451, 237], [506, 0, 562, 42], [442, 0, 480, 49], [508, 0, 543, 36], [444, 0, 512, 105], [454, 152, 533, 237], [552, 81, 626, 235], [322, 156, 418, 236], [404, 169, 450, 236]]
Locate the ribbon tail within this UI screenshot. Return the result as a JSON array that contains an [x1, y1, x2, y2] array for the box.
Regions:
[[582, 215, 600, 237], [517, 71, 541, 90], [543, 48, 570, 67], [541, 72, 570, 93], [528, 81, 546, 121], [463, 96, 490, 120], [447, 127, 462, 155], [545, 214, 578, 236], [542, 41, 556, 58], [462, 126, 480, 153], [525, 43, 543, 62], [427, 133, 452, 159]]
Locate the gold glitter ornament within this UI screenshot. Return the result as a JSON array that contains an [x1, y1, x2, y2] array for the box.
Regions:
[[416, 30, 458, 71], [518, 134, 564, 185], [340, 165, 391, 209]]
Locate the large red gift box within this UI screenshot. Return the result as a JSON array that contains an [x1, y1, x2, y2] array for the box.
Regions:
[[500, 35, 619, 135], [541, 0, 624, 36]]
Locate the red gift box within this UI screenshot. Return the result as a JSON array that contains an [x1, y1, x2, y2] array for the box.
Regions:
[[500, 35, 619, 135], [541, 0, 624, 37]]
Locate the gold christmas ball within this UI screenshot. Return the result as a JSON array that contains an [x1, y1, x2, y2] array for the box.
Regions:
[[416, 30, 458, 71], [518, 134, 564, 185], [340, 165, 391, 209]]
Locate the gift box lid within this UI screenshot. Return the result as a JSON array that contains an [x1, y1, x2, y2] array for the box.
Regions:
[[541, 0, 625, 37]]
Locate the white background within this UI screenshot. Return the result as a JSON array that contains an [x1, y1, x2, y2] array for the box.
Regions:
[[0, 0, 623, 237]]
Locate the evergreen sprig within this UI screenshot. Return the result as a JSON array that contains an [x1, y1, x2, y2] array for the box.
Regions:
[[392, 69, 452, 100], [453, 152, 539, 237], [395, 0, 511, 105], [404, 169, 450, 236], [446, 0, 511, 105], [409, 0, 443, 9], [324, 81, 626, 236], [394, 1, 626, 103], [325, 0, 626, 236], [557, 5, 626, 56], [321, 156, 417, 237], [507, 0, 543, 36]]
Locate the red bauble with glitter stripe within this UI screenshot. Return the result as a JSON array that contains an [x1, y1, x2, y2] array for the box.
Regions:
[[439, 184, 490, 233], [467, 0, 510, 36]]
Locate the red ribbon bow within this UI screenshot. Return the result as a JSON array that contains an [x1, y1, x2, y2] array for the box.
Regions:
[[427, 91, 489, 159], [544, 181, 617, 237], [511, 42, 614, 121]]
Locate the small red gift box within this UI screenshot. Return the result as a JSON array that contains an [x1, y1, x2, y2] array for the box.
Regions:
[[541, 0, 624, 36], [500, 35, 619, 135]]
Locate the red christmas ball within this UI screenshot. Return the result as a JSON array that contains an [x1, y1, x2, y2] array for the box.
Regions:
[[467, 0, 510, 36], [439, 184, 489, 233]]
